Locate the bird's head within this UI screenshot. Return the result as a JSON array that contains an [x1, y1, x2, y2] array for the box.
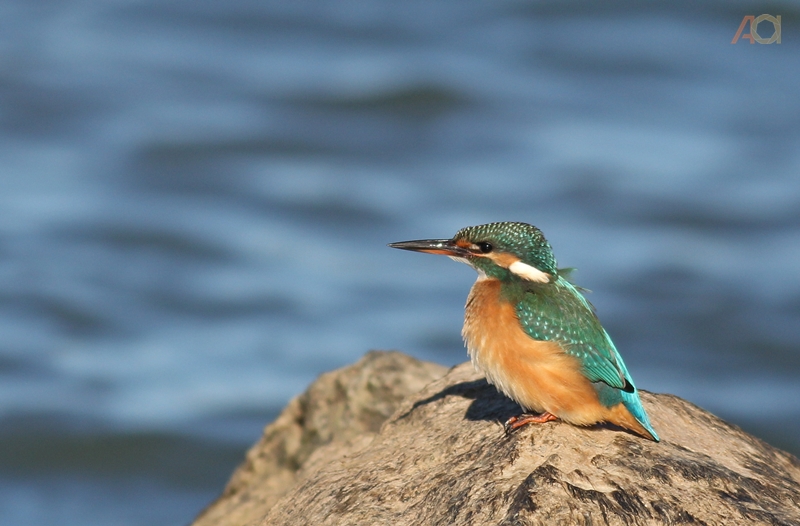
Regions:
[[389, 221, 557, 283]]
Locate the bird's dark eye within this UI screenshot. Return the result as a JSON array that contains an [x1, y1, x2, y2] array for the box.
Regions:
[[476, 242, 493, 254]]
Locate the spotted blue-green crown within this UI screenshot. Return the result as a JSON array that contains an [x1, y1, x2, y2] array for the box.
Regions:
[[454, 222, 557, 274]]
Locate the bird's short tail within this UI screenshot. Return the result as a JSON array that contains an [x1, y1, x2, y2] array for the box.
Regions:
[[620, 390, 659, 441]]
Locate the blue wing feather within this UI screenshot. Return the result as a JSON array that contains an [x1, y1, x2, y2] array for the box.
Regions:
[[509, 276, 659, 441]]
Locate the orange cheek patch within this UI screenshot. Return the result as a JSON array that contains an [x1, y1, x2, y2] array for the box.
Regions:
[[487, 252, 520, 268]]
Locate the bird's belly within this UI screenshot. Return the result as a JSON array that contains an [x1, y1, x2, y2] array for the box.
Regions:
[[462, 279, 605, 425]]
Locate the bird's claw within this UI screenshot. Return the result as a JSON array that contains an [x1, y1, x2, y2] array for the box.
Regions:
[[503, 412, 558, 435]]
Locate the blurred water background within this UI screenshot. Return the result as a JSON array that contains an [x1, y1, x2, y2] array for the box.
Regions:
[[1, 1, 798, 524]]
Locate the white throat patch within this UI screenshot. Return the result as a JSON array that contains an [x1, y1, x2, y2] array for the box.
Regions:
[[449, 256, 489, 281], [508, 260, 550, 283]]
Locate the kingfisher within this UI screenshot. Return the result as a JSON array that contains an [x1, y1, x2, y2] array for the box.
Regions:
[[389, 221, 659, 441]]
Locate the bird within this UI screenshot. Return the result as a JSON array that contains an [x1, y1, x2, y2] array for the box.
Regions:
[[389, 221, 659, 441]]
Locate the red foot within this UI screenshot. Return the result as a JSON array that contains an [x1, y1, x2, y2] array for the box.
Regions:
[[504, 412, 558, 434]]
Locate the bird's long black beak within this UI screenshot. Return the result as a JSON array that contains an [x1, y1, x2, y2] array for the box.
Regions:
[[388, 239, 471, 257]]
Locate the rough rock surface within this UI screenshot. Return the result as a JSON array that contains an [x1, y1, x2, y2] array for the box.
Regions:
[[192, 350, 447, 526], [194, 351, 800, 526]]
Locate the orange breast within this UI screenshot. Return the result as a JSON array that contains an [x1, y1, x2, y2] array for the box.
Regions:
[[462, 278, 608, 426]]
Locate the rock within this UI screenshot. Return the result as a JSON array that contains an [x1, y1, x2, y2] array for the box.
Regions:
[[195, 352, 800, 526], [191, 350, 447, 526]]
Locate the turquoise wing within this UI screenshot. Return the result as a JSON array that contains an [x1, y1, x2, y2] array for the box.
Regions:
[[511, 277, 632, 391], [509, 276, 659, 441]]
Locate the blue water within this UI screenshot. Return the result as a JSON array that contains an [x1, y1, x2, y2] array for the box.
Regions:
[[1, 1, 799, 524]]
